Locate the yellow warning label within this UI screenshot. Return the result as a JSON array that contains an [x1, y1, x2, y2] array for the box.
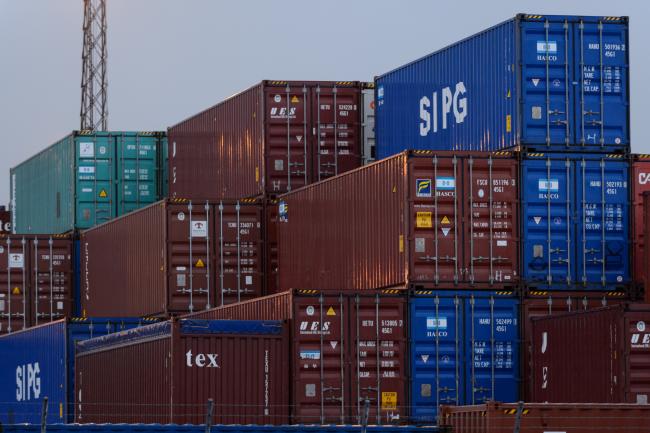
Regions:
[[381, 392, 397, 410], [291, 95, 300, 103], [12, 287, 21, 295], [255, 167, 260, 183], [326, 307, 336, 316], [441, 216, 451, 225], [506, 115, 512, 133], [99, 189, 107, 198], [195, 259, 205, 268], [399, 235, 404, 253], [416, 212, 432, 228], [59, 403, 63, 419], [506, 89, 511, 98]]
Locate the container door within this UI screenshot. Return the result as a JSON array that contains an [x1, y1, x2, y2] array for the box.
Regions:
[[116, 133, 161, 217], [265, 85, 311, 194], [409, 156, 461, 285], [293, 295, 347, 424], [521, 157, 574, 288], [464, 157, 518, 286], [464, 296, 519, 405], [213, 202, 264, 306], [632, 159, 650, 285], [350, 295, 406, 425], [625, 312, 650, 404], [574, 159, 629, 288], [310, 84, 362, 182], [167, 202, 214, 313], [75, 135, 115, 229], [573, 20, 629, 149], [0, 237, 29, 334], [409, 295, 461, 423], [361, 88, 375, 164], [520, 19, 573, 146], [264, 200, 280, 295], [31, 237, 73, 326]]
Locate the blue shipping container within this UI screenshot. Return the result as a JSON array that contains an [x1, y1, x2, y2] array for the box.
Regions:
[[0, 318, 157, 425], [409, 291, 519, 423], [375, 14, 629, 158], [521, 153, 629, 290]]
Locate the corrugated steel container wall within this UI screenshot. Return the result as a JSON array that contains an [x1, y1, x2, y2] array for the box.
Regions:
[[409, 291, 519, 422], [632, 156, 650, 286], [181, 290, 407, 425], [278, 151, 519, 292], [520, 289, 630, 401], [11, 131, 167, 234], [375, 15, 629, 157], [168, 81, 368, 200], [440, 402, 650, 433], [81, 199, 267, 317], [645, 193, 650, 303], [520, 153, 630, 291], [0, 209, 11, 234], [0, 318, 154, 425], [530, 304, 650, 404], [75, 320, 290, 425]]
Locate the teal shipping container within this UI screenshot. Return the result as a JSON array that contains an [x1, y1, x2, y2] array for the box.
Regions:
[[11, 131, 167, 234]]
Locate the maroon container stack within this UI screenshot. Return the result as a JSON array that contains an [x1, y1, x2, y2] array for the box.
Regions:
[[0, 234, 74, 334], [184, 289, 408, 425]]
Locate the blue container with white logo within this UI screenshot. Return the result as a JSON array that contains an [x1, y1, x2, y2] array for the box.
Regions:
[[375, 14, 629, 158], [520, 153, 630, 290], [0, 318, 156, 424], [408, 291, 519, 423]]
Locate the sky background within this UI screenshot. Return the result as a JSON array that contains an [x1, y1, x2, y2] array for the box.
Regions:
[[0, 0, 646, 206]]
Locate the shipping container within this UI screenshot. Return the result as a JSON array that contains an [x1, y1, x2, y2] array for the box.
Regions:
[[375, 14, 629, 158], [183, 289, 408, 425], [520, 289, 630, 401], [168, 81, 373, 200], [277, 151, 519, 292], [75, 319, 289, 425], [645, 193, 650, 303], [632, 155, 650, 287], [440, 401, 650, 433], [0, 234, 74, 334], [0, 317, 156, 424], [11, 131, 167, 234], [81, 198, 273, 317], [0, 207, 11, 234], [530, 304, 650, 403], [409, 290, 519, 423], [520, 152, 630, 291]]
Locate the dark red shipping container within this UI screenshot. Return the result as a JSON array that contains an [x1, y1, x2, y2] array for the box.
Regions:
[[184, 289, 408, 425], [277, 151, 519, 292], [631, 155, 650, 287], [0, 209, 10, 234], [168, 80, 374, 200], [75, 319, 290, 424], [530, 304, 650, 404], [80, 198, 272, 317], [520, 289, 631, 401], [440, 402, 650, 433], [0, 234, 74, 334], [644, 192, 650, 303]]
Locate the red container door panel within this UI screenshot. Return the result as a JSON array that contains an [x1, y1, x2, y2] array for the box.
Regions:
[[265, 200, 280, 295], [409, 156, 461, 284], [310, 86, 362, 183], [0, 237, 29, 333], [31, 237, 73, 325], [350, 295, 407, 425], [633, 159, 650, 284], [265, 85, 311, 195], [463, 158, 518, 286], [167, 203, 214, 313], [293, 295, 347, 424], [213, 202, 264, 306], [624, 310, 650, 403]]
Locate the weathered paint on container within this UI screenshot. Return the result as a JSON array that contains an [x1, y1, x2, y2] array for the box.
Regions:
[[183, 289, 408, 425], [11, 131, 167, 234], [375, 14, 630, 157], [81, 199, 270, 317], [632, 155, 650, 286], [520, 289, 630, 401], [409, 291, 519, 422], [75, 319, 290, 425], [440, 402, 650, 433], [0, 234, 74, 334], [278, 151, 519, 292], [530, 304, 650, 403], [520, 153, 630, 290], [168, 81, 372, 200], [0, 318, 156, 424]]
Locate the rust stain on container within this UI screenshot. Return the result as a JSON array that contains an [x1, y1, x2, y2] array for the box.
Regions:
[[277, 151, 519, 291]]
